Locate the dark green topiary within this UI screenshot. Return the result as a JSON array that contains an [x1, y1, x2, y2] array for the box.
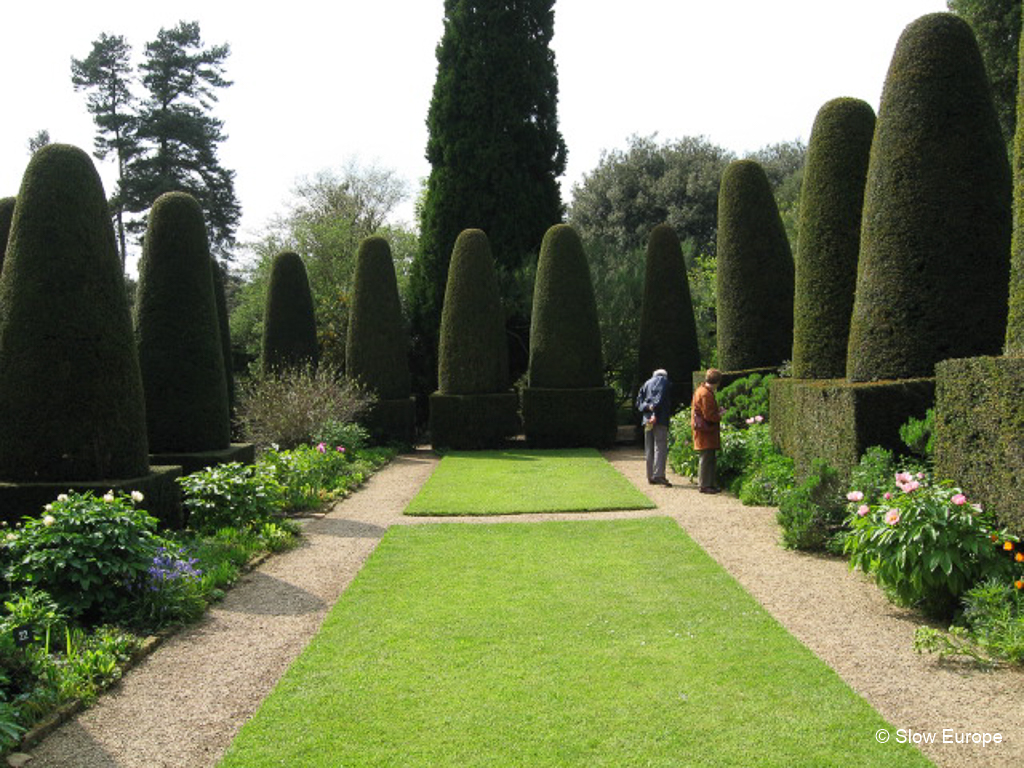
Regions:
[[847, 13, 1011, 381], [792, 98, 876, 379], [262, 251, 319, 374], [715, 159, 795, 371], [637, 224, 700, 404], [0, 144, 149, 481], [0, 196, 15, 273], [438, 229, 508, 394], [1007, 14, 1024, 355], [134, 191, 230, 452], [346, 236, 410, 400], [211, 260, 236, 416], [528, 224, 604, 388], [524, 224, 615, 447]]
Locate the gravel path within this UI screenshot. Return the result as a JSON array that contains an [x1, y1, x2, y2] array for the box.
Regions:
[[20, 446, 1023, 767]]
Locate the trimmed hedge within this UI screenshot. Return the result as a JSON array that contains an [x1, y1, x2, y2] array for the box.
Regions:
[[0, 196, 15, 271], [346, 236, 411, 400], [770, 377, 934, 483], [212, 260, 236, 417], [934, 356, 1024, 535], [262, 251, 319, 374], [1008, 17, 1024, 354], [637, 224, 700, 405], [134, 192, 231, 453], [524, 224, 615, 447], [0, 144, 149, 482], [847, 13, 1011, 381], [437, 229, 508, 394], [792, 98, 875, 379], [429, 392, 521, 449], [715, 159, 794, 371]]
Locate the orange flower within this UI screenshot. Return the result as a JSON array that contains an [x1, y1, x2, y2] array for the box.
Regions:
[[1016, 580, 1024, 590], [1017, 552, 1024, 563], [1004, 541, 1015, 551], [991, 534, 999, 542]]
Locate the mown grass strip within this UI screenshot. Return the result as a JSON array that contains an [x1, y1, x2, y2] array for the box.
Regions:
[[220, 519, 930, 767], [402, 448, 656, 516]]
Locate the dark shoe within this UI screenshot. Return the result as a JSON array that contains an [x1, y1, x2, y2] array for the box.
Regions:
[[699, 486, 721, 494], [651, 477, 671, 486]]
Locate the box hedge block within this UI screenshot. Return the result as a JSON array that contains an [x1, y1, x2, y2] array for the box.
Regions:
[[429, 391, 520, 449], [523, 387, 616, 449]]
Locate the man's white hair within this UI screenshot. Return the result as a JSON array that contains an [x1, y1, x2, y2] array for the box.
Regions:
[[654, 368, 668, 377]]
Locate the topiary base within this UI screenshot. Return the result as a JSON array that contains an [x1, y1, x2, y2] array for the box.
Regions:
[[365, 396, 417, 446], [935, 356, 1024, 536], [770, 377, 934, 484], [522, 386, 617, 448], [429, 391, 521, 449], [0, 464, 184, 529], [149, 443, 256, 477]]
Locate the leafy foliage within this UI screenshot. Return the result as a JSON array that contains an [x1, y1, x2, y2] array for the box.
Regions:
[[899, 407, 936, 460], [777, 459, 846, 551], [716, 373, 774, 428], [178, 462, 285, 534]]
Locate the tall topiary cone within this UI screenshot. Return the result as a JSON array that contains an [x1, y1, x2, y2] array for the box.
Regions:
[[523, 223, 615, 447], [716, 159, 795, 372], [346, 236, 415, 443], [0, 144, 149, 481], [430, 229, 519, 448], [262, 251, 318, 374], [847, 13, 1010, 381], [637, 224, 700, 404], [0, 196, 15, 272], [1007, 13, 1024, 355], [211, 260, 236, 417], [134, 192, 230, 452], [792, 98, 876, 379]]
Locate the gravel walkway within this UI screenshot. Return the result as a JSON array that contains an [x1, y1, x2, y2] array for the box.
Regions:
[[20, 446, 1023, 767]]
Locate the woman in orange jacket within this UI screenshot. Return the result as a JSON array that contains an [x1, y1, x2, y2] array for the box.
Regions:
[[691, 368, 725, 494]]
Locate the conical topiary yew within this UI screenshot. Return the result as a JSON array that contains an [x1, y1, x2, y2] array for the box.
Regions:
[[792, 98, 876, 379], [0, 196, 15, 273], [1007, 13, 1024, 355], [430, 229, 519, 448], [211, 260, 236, 416], [0, 144, 149, 481], [523, 223, 615, 447], [637, 224, 700, 404], [847, 13, 1010, 381], [262, 251, 319, 375], [134, 191, 230, 452], [715, 159, 795, 372]]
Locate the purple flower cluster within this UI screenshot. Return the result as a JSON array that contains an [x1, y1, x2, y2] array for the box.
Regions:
[[143, 547, 202, 592]]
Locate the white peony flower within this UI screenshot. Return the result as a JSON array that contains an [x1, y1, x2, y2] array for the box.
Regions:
[[130, 490, 145, 503], [43, 515, 56, 526]]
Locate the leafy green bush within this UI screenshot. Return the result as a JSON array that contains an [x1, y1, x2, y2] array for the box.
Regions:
[[3, 491, 161, 622], [122, 545, 207, 630], [668, 408, 699, 480], [900, 408, 935, 461], [717, 373, 775, 428], [312, 420, 370, 451], [237, 364, 375, 450], [777, 459, 846, 551], [844, 476, 1017, 619], [179, 462, 285, 534]]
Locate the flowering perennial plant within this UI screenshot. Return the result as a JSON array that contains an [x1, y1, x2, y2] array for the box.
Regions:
[[844, 472, 1018, 619], [126, 546, 207, 628]]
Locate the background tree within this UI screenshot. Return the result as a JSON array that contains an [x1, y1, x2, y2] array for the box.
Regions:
[[229, 162, 414, 369], [123, 21, 239, 259], [948, 0, 1021, 151], [27, 130, 51, 155], [71, 32, 136, 269], [409, 0, 568, 399], [847, 13, 1010, 381]]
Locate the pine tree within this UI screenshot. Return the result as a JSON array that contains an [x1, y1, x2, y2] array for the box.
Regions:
[[791, 98, 875, 379], [134, 191, 230, 452], [847, 13, 1010, 380], [409, 0, 567, 398], [715, 160, 795, 371], [637, 224, 701, 403]]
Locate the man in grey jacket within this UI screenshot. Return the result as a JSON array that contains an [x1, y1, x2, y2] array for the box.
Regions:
[[636, 368, 672, 485]]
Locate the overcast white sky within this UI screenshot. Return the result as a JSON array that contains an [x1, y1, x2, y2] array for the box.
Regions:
[[0, 0, 948, 266]]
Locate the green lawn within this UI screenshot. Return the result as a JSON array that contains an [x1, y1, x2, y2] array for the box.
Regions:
[[403, 448, 656, 516], [219, 519, 931, 767]]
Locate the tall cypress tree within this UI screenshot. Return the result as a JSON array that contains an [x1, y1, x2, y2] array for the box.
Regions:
[[409, 0, 568, 397]]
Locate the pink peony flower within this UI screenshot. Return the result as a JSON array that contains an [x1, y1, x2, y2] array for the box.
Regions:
[[951, 493, 967, 506], [337, 445, 346, 453], [858, 505, 870, 517], [885, 509, 901, 525], [899, 480, 920, 494], [745, 417, 755, 425], [847, 491, 864, 502], [316, 442, 327, 454], [883, 492, 892, 501], [754, 415, 764, 423]]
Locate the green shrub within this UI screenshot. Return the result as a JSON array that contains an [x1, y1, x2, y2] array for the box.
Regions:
[[717, 373, 775, 428], [437, 229, 508, 394], [715, 159, 794, 371], [3, 491, 160, 622], [262, 251, 319, 374], [0, 196, 14, 272], [637, 224, 700, 404], [178, 462, 285, 534], [135, 191, 231, 452], [847, 13, 1010, 381], [312, 420, 370, 452], [844, 474, 1016, 619], [260, 443, 374, 512], [346, 236, 411, 399], [0, 144, 149, 482], [237, 364, 374, 450], [792, 98, 875, 379], [720, 422, 794, 505], [122, 545, 207, 629], [777, 459, 846, 551], [849, 446, 898, 506], [899, 408, 935, 460], [668, 408, 699, 480]]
